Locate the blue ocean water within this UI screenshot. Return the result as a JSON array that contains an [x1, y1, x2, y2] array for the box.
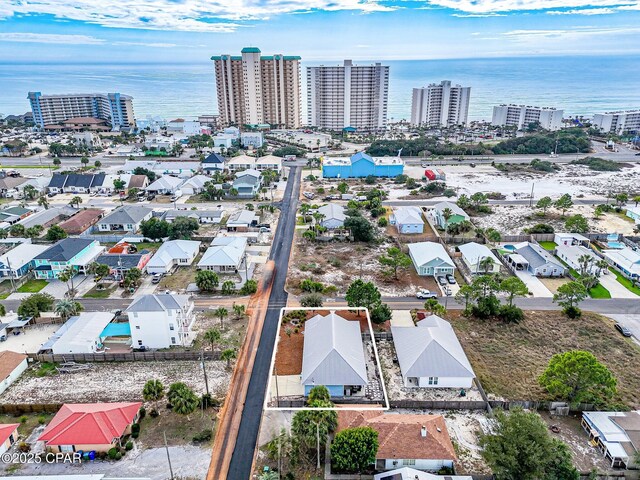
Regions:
[[1, 56, 639, 122]]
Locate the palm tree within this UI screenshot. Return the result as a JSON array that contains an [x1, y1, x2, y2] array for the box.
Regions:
[[171, 386, 199, 416], [221, 348, 237, 369], [577, 254, 592, 276], [441, 208, 453, 228], [37, 195, 49, 210], [203, 328, 222, 351], [142, 379, 165, 401], [214, 307, 228, 328], [23, 184, 38, 200], [69, 196, 82, 208], [232, 303, 246, 319], [596, 259, 610, 277], [478, 256, 495, 274], [55, 298, 81, 318], [312, 212, 325, 232], [57, 266, 76, 298]]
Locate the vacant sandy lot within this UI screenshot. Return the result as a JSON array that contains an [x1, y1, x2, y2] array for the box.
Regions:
[[1, 360, 231, 404]]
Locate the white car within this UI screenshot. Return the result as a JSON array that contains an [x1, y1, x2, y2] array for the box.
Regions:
[[416, 289, 437, 299]]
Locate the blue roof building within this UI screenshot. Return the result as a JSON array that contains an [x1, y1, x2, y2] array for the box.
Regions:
[[322, 152, 404, 178]]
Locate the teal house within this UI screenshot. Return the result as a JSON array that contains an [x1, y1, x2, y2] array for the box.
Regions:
[[322, 152, 404, 178], [33, 238, 105, 279]]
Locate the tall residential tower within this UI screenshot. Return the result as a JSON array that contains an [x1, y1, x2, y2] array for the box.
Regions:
[[307, 60, 389, 132], [491, 104, 564, 131], [410, 81, 471, 128], [28, 92, 136, 130], [211, 47, 301, 129]]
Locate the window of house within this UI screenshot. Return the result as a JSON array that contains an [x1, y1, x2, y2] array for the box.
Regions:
[[402, 459, 416, 466], [171, 337, 176, 344], [137, 340, 142, 345], [135, 325, 140, 330], [428, 376, 439, 385], [169, 324, 174, 331]]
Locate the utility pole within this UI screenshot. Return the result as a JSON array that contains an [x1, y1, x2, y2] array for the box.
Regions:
[[6, 257, 15, 293], [201, 349, 210, 396], [274, 364, 280, 408], [529, 182, 535, 207], [315, 421, 321, 470], [163, 431, 174, 480]]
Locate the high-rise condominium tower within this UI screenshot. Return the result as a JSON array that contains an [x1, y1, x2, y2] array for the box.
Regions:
[[411, 81, 471, 128], [28, 92, 136, 130], [307, 60, 389, 132], [211, 47, 301, 129]]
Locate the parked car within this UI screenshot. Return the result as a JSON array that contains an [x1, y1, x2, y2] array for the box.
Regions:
[[436, 276, 447, 286], [615, 323, 632, 337], [446, 274, 456, 285], [303, 192, 315, 200], [47, 192, 56, 197], [416, 289, 437, 299], [151, 273, 164, 284]]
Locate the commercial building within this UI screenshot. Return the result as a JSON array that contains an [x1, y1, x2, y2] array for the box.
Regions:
[[411, 81, 470, 127], [307, 60, 389, 131], [491, 104, 563, 131], [322, 152, 404, 178], [212, 47, 301, 128], [592, 110, 640, 134], [28, 92, 136, 131]]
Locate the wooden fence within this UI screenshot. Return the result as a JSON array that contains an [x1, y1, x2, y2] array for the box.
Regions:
[[29, 350, 221, 363], [0, 403, 62, 414]]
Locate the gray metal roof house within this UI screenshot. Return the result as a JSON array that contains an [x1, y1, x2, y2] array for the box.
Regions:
[[301, 312, 367, 397], [391, 314, 475, 389]]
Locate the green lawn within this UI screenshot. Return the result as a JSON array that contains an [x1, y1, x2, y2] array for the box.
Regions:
[[16, 279, 48, 293], [83, 285, 117, 299], [610, 268, 640, 296], [538, 241, 557, 251], [589, 283, 612, 299]]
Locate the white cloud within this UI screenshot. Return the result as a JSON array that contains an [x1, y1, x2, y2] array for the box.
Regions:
[[112, 41, 179, 48], [452, 12, 506, 16], [501, 25, 640, 41], [426, 0, 639, 14], [546, 7, 619, 14], [0, 0, 397, 32], [0, 32, 105, 44]]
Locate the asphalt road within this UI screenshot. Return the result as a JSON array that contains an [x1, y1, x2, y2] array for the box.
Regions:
[[384, 198, 608, 207], [226, 166, 301, 479]]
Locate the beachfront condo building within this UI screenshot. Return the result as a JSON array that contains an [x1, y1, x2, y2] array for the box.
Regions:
[[592, 110, 640, 134], [306, 60, 389, 132], [28, 92, 136, 131], [410, 80, 471, 128], [211, 47, 301, 129], [491, 104, 564, 131]]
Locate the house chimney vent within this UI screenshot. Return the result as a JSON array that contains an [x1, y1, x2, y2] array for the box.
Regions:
[[421, 426, 427, 437]]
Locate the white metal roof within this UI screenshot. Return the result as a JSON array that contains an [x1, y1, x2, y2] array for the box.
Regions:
[[603, 247, 640, 274], [301, 312, 367, 387], [51, 312, 115, 354], [393, 206, 424, 225], [407, 242, 454, 268], [198, 237, 247, 268], [0, 243, 49, 269], [458, 242, 499, 266], [147, 240, 200, 268]]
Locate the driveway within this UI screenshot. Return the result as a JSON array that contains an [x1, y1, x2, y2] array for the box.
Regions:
[[390, 310, 414, 327], [513, 270, 553, 298], [599, 273, 639, 299]]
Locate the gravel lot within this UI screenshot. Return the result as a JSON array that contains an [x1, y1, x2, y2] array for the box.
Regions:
[[0, 360, 231, 404]]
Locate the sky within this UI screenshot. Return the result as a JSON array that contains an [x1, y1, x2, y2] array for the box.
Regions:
[[0, 0, 639, 63]]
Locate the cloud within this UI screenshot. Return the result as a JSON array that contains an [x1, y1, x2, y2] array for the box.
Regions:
[[112, 41, 179, 48], [546, 7, 619, 14], [0, 32, 105, 44], [0, 0, 397, 32], [501, 25, 640, 41], [425, 0, 639, 14], [452, 12, 506, 16]]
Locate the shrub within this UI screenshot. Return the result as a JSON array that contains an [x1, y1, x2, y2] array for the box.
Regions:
[[149, 408, 159, 418], [115, 452, 122, 460], [472, 295, 501, 319], [37, 416, 47, 425], [377, 217, 388, 227], [108, 447, 119, 459], [499, 304, 524, 324], [19, 415, 27, 424], [563, 305, 582, 319], [139, 407, 146, 419], [131, 431, 139, 439], [18, 442, 30, 452], [239, 279, 258, 295], [192, 429, 213, 443], [131, 423, 140, 434], [526, 223, 555, 234], [125, 441, 133, 451]]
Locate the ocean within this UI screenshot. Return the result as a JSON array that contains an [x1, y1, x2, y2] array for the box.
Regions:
[[1, 56, 639, 122]]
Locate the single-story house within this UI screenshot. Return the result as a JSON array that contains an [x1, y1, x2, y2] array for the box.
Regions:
[[407, 242, 455, 277], [458, 242, 501, 274], [582, 411, 640, 469], [506, 242, 566, 277], [145, 175, 185, 195], [391, 314, 475, 388], [232, 169, 262, 198], [0, 243, 49, 279], [48, 312, 116, 354], [33, 238, 105, 279], [96, 205, 153, 233], [0, 423, 20, 455], [554, 232, 590, 247], [146, 240, 201, 274], [317, 203, 346, 229], [301, 311, 367, 397], [0, 176, 27, 198], [322, 152, 404, 178], [337, 411, 457, 472], [39, 402, 142, 453], [202, 152, 225, 172], [602, 247, 640, 281], [180, 175, 210, 195], [198, 237, 247, 273], [0, 206, 31, 224], [391, 207, 425, 234], [17, 206, 75, 230], [0, 351, 28, 396], [162, 209, 224, 224], [626, 205, 640, 223], [556, 245, 601, 274], [127, 174, 150, 191], [374, 468, 472, 480], [126, 294, 196, 348], [47, 173, 106, 194], [226, 209, 258, 231], [95, 252, 153, 278], [429, 202, 470, 230], [58, 208, 104, 235]]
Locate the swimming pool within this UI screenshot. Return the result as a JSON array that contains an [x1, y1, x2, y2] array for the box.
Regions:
[[607, 242, 625, 249], [503, 244, 516, 251]]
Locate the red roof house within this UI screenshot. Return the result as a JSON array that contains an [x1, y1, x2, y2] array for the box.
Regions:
[[39, 402, 142, 453], [0, 423, 20, 455]]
